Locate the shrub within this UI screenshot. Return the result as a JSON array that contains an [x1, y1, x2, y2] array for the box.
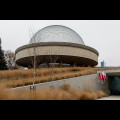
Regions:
[[61, 83, 70, 90]]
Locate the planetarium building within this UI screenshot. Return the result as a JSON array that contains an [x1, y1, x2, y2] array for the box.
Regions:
[[15, 25, 99, 67]]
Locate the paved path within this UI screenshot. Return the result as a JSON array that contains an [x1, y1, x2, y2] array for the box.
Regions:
[[98, 96, 120, 100]]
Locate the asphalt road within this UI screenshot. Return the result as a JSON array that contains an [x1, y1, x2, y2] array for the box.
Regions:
[[97, 96, 120, 100]]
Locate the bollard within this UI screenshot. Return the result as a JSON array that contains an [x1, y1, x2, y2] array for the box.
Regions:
[[50, 85, 54, 89], [30, 85, 36, 90]]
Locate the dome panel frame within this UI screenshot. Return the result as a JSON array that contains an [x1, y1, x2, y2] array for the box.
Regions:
[[29, 25, 85, 45]]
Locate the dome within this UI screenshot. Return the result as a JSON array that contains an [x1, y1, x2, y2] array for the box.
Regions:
[[29, 25, 85, 45]]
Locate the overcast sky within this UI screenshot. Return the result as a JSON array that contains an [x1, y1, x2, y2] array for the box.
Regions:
[[0, 20, 120, 67]]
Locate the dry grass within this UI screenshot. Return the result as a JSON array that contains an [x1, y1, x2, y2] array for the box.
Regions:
[[0, 67, 120, 88], [1, 67, 120, 80], [61, 83, 71, 90], [0, 67, 89, 80], [0, 67, 112, 100], [0, 86, 108, 100]]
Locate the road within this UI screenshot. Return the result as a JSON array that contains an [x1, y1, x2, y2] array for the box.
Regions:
[[97, 95, 120, 100]]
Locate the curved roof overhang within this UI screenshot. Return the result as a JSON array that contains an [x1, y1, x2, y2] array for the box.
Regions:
[[15, 42, 99, 56]]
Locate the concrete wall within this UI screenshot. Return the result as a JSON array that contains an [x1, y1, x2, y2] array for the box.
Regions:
[[12, 73, 109, 93], [97, 69, 120, 76], [16, 46, 98, 62]]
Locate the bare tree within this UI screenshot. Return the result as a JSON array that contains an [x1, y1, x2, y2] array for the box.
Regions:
[[28, 27, 42, 90], [50, 55, 59, 81], [45, 47, 59, 81], [4, 50, 16, 70], [33, 46, 37, 88]]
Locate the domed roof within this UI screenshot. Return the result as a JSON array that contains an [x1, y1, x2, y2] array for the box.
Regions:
[[29, 25, 85, 45]]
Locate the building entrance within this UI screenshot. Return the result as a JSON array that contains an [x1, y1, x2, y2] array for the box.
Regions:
[[108, 76, 120, 95]]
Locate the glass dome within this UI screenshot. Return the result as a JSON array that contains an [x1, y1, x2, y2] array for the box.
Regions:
[[29, 25, 85, 45]]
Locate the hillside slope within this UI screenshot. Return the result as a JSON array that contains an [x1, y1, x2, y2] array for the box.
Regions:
[[0, 67, 120, 88]]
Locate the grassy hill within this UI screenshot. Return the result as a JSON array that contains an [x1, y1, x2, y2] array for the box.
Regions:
[[0, 67, 120, 88], [1, 67, 119, 100]]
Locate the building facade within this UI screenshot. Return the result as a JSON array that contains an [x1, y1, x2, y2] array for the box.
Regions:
[[15, 25, 99, 67]]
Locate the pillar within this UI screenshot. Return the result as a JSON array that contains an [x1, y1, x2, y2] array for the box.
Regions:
[[72, 62, 76, 67], [28, 65, 32, 69], [88, 65, 91, 67], [59, 60, 62, 67], [46, 61, 49, 68]]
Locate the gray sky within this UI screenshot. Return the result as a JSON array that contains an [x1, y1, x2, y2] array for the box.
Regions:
[[0, 20, 120, 67]]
